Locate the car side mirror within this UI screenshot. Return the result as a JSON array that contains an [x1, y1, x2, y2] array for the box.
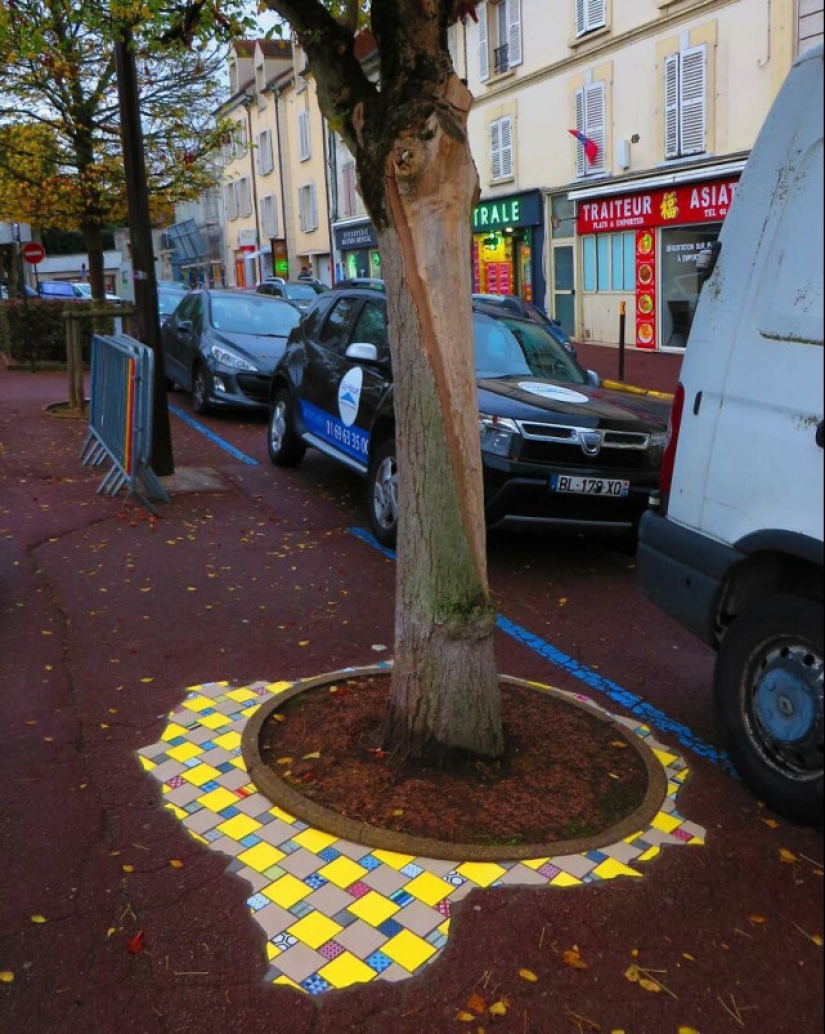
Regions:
[[587, 369, 601, 388], [346, 342, 380, 363], [696, 240, 721, 284]]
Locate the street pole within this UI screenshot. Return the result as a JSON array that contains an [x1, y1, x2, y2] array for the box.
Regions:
[[114, 26, 174, 476], [618, 300, 626, 383]]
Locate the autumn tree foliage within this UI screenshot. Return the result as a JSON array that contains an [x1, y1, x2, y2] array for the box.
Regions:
[[0, 0, 232, 298]]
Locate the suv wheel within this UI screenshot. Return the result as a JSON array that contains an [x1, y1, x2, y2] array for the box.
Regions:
[[268, 388, 305, 467], [714, 593, 823, 825], [192, 364, 211, 414], [367, 438, 398, 549]]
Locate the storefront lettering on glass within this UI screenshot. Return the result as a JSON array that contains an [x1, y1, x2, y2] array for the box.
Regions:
[[577, 178, 739, 234], [335, 224, 378, 250], [473, 199, 521, 230]]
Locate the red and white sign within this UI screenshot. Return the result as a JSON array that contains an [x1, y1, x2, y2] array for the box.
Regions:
[[577, 178, 740, 234], [21, 241, 45, 264]]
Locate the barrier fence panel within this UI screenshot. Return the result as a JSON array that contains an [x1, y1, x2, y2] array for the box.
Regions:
[[80, 333, 169, 514]]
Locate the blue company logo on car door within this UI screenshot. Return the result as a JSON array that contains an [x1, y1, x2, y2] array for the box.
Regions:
[[300, 366, 371, 464]]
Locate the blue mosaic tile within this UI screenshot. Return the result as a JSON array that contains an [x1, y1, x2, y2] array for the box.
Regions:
[[239, 834, 261, 848], [400, 862, 424, 878], [166, 736, 186, 747], [426, 929, 448, 949], [217, 761, 236, 773], [292, 821, 310, 832], [199, 708, 217, 717], [586, 850, 608, 862], [200, 780, 221, 792], [358, 854, 382, 871], [304, 873, 328, 890], [199, 740, 216, 750], [378, 918, 403, 937], [231, 746, 243, 757], [247, 893, 269, 911], [272, 932, 297, 950], [365, 951, 393, 974], [302, 974, 332, 996], [443, 871, 466, 887], [318, 847, 341, 863], [280, 840, 301, 854], [184, 802, 202, 814], [289, 899, 314, 919], [183, 758, 202, 769], [203, 829, 222, 842], [331, 909, 358, 928], [218, 805, 240, 819], [389, 890, 414, 907]]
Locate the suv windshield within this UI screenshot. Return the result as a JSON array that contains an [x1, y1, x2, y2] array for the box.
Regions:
[[473, 313, 586, 384]]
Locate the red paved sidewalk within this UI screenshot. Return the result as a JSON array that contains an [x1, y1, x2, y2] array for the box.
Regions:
[[575, 340, 683, 398]]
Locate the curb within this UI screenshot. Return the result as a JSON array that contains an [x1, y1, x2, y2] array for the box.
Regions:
[[601, 378, 674, 401]]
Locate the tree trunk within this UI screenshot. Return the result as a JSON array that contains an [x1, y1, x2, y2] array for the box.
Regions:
[[82, 223, 106, 301], [378, 76, 503, 765]]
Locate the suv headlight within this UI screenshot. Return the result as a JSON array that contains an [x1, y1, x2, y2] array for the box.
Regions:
[[479, 413, 520, 457], [209, 344, 258, 372]]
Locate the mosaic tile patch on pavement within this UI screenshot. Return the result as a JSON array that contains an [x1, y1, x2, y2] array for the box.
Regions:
[[137, 666, 706, 996]]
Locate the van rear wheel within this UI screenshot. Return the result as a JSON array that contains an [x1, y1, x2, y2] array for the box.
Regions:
[[714, 594, 823, 825]]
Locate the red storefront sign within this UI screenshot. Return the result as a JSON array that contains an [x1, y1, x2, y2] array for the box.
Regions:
[[577, 178, 739, 234]]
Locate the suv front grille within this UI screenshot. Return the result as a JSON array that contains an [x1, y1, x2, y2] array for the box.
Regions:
[[517, 422, 653, 471]]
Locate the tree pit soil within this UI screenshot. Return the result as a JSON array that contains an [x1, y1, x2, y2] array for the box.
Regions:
[[257, 675, 649, 847]]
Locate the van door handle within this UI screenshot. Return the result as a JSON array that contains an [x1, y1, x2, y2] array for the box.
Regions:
[[817, 420, 824, 449]]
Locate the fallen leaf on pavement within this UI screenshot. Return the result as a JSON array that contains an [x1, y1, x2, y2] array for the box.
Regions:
[[779, 848, 797, 864], [518, 968, 538, 982], [562, 946, 588, 970], [465, 991, 486, 1014], [488, 1000, 508, 1017], [30, 915, 48, 924], [125, 930, 144, 954], [0, 972, 14, 983]]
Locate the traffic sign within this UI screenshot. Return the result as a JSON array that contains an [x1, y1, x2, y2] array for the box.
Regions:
[[21, 241, 45, 264]]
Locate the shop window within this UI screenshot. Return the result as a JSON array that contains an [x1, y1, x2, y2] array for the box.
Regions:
[[582, 231, 635, 292], [575, 0, 606, 38], [664, 46, 707, 159], [489, 115, 514, 181], [478, 0, 522, 83], [574, 81, 606, 176]]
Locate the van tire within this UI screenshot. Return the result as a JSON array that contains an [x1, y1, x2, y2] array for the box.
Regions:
[[367, 438, 398, 549], [713, 594, 823, 826]]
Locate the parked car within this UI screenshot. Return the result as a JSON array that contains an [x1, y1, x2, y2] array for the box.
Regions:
[[37, 281, 83, 301], [637, 45, 823, 825], [266, 286, 667, 547], [161, 289, 302, 414], [158, 286, 186, 323], [332, 277, 387, 292], [472, 293, 578, 358], [71, 282, 122, 302], [0, 280, 37, 299], [256, 279, 329, 310]]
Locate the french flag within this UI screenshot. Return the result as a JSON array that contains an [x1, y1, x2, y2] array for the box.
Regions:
[[569, 129, 599, 164]]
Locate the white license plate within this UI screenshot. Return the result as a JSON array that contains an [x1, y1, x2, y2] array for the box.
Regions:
[[550, 474, 630, 497]]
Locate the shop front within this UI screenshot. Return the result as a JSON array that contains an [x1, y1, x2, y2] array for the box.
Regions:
[[333, 220, 382, 282], [472, 190, 545, 307], [574, 171, 741, 350]]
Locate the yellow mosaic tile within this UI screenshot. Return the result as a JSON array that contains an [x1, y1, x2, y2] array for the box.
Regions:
[[521, 857, 550, 870], [347, 891, 400, 927], [293, 829, 339, 853], [137, 756, 155, 772], [266, 681, 295, 694], [381, 929, 437, 972], [272, 974, 302, 990], [455, 861, 507, 887], [653, 748, 679, 767], [638, 846, 661, 862], [287, 912, 343, 950], [317, 856, 368, 888], [181, 695, 216, 712], [266, 942, 281, 960], [651, 811, 682, 834], [163, 802, 188, 821], [225, 688, 262, 703], [197, 712, 232, 731], [318, 951, 378, 990], [268, 805, 297, 823], [212, 731, 242, 751], [167, 742, 204, 763], [593, 858, 643, 880], [181, 763, 222, 787], [550, 871, 582, 887], [161, 722, 191, 742], [215, 814, 262, 840], [198, 787, 240, 812], [371, 849, 415, 870], [238, 842, 286, 872], [263, 873, 313, 909], [404, 871, 451, 907]]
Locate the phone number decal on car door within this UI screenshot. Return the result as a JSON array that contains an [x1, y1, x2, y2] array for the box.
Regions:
[[301, 401, 370, 461]]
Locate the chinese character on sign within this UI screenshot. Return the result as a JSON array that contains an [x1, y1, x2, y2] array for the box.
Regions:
[[660, 192, 678, 221]]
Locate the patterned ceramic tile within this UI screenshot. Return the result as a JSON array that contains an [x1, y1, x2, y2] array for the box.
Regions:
[[137, 666, 706, 996]]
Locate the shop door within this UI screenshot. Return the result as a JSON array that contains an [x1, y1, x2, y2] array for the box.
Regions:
[[552, 243, 575, 335]]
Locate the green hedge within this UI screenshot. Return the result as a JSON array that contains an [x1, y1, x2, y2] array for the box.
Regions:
[[0, 299, 118, 366]]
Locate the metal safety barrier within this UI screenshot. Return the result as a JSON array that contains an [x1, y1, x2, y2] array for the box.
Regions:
[[79, 333, 169, 514]]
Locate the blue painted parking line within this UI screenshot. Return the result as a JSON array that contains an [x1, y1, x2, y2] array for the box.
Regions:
[[169, 404, 259, 465], [348, 526, 732, 773]]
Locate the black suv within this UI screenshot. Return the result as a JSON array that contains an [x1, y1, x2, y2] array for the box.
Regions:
[[267, 286, 667, 547]]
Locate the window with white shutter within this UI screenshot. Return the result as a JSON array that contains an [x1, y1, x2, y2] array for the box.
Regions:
[[233, 119, 248, 159], [576, 0, 606, 38], [489, 115, 513, 181], [223, 183, 238, 221], [664, 45, 707, 159], [506, 0, 522, 69], [574, 81, 606, 177], [298, 110, 311, 161], [260, 195, 278, 239], [478, 2, 490, 82], [238, 177, 252, 217], [256, 130, 274, 175], [299, 183, 318, 231]]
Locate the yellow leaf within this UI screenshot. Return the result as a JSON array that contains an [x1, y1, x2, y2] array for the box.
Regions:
[[272, 713, 285, 723], [678, 1028, 701, 1034], [30, 915, 48, 924], [298, 640, 310, 647], [682, 952, 696, 962], [624, 964, 640, 982], [611, 740, 628, 748], [170, 859, 184, 869], [760, 818, 780, 828], [518, 968, 538, 982], [392, 809, 404, 817], [638, 977, 662, 993], [122, 864, 134, 873], [276, 757, 293, 766], [779, 848, 797, 864], [301, 751, 321, 760], [140, 678, 154, 684], [812, 935, 825, 947], [562, 947, 588, 970], [488, 1000, 508, 1017], [0, 971, 14, 983], [456, 1011, 476, 1022], [106, 927, 116, 938], [749, 915, 767, 925]]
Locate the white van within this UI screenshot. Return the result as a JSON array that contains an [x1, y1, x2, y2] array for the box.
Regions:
[[637, 45, 823, 825]]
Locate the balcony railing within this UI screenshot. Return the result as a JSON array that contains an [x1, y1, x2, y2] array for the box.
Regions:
[[493, 44, 509, 75]]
